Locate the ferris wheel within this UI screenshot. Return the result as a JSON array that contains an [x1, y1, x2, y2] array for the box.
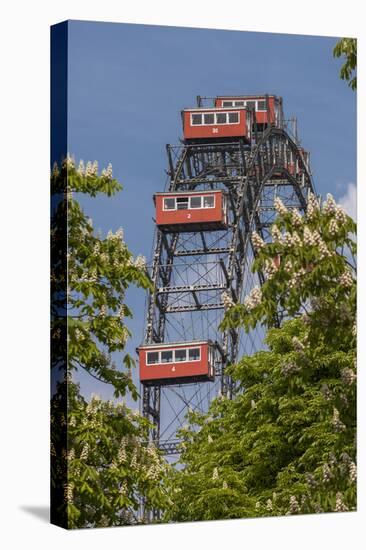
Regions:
[[138, 94, 315, 455]]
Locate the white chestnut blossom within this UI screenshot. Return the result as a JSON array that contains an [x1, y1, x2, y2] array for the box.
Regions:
[[74, 328, 85, 341], [311, 230, 322, 245], [271, 225, 282, 243], [146, 464, 160, 481], [284, 260, 293, 273], [329, 218, 339, 236], [335, 205, 347, 225], [263, 259, 278, 280], [292, 336, 305, 352], [118, 304, 125, 320], [339, 269, 353, 288], [222, 290, 235, 310], [212, 467, 219, 480], [243, 287, 262, 311], [289, 495, 300, 514], [291, 209, 303, 227], [85, 160, 98, 177], [130, 448, 138, 469], [306, 192, 320, 220], [274, 197, 288, 216], [349, 461, 357, 483], [115, 227, 124, 240], [101, 163, 113, 180], [64, 483, 74, 504], [119, 480, 128, 495], [334, 492, 348, 512], [118, 441, 127, 463], [341, 367, 356, 385], [305, 473, 317, 488], [222, 480, 228, 490], [332, 408, 346, 432], [80, 443, 89, 461], [77, 159, 85, 176], [288, 267, 306, 289], [322, 193, 337, 215], [291, 232, 302, 247], [91, 160, 98, 175], [63, 154, 75, 170], [281, 231, 302, 248], [134, 255, 147, 270], [67, 448, 75, 461], [281, 361, 300, 376], [303, 226, 316, 246], [283, 232, 294, 247], [252, 231, 265, 251], [319, 239, 332, 260]]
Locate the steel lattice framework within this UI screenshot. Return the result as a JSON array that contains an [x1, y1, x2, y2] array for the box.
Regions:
[[141, 111, 315, 456]]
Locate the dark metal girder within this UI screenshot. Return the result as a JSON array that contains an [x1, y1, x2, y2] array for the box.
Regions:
[[157, 283, 226, 294], [191, 290, 201, 309], [156, 440, 181, 455], [174, 246, 231, 257], [143, 124, 316, 461], [164, 302, 224, 313]]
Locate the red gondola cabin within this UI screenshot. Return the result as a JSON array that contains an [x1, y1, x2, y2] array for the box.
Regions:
[[215, 95, 283, 130], [182, 107, 252, 142], [154, 190, 228, 232], [138, 340, 216, 386]]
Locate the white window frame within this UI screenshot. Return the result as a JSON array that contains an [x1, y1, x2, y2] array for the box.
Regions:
[[160, 350, 174, 363], [187, 347, 201, 362], [226, 112, 240, 125], [216, 111, 240, 125], [215, 111, 228, 125], [191, 113, 203, 126], [162, 194, 216, 211], [146, 351, 160, 365], [220, 99, 268, 112], [189, 196, 202, 209], [256, 99, 267, 112], [202, 195, 216, 209], [245, 99, 267, 112], [190, 111, 240, 127], [174, 348, 188, 362], [145, 347, 202, 365], [163, 197, 176, 211], [203, 112, 216, 126], [222, 100, 245, 107]]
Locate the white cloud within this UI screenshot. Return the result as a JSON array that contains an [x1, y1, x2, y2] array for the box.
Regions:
[[338, 182, 357, 221]]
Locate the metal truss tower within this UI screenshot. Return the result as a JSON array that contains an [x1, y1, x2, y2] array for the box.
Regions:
[[141, 107, 315, 457]]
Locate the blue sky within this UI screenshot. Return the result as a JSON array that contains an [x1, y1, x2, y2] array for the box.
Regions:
[[66, 20, 356, 401]]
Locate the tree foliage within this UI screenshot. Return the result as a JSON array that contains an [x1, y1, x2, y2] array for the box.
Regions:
[[333, 37, 357, 90], [51, 156, 152, 398], [167, 194, 356, 521], [51, 156, 172, 528], [51, 377, 171, 528]]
